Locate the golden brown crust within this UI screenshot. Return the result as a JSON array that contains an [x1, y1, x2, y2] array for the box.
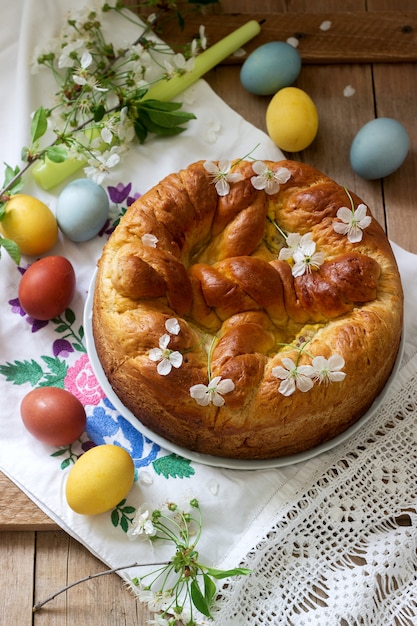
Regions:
[[92, 159, 403, 459]]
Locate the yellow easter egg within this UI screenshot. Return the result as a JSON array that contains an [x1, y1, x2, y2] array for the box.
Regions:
[[66, 444, 135, 515], [0, 194, 58, 255], [266, 87, 319, 152]]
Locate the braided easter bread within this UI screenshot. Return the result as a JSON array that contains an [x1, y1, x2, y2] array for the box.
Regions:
[[92, 159, 403, 459]]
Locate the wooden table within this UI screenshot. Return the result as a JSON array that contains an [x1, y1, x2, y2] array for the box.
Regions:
[[1, 1, 416, 623]]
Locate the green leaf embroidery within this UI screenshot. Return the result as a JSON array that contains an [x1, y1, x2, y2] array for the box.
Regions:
[[0, 356, 67, 387], [0, 359, 44, 385], [37, 356, 68, 388], [152, 453, 195, 479], [111, 499, 135, 532]]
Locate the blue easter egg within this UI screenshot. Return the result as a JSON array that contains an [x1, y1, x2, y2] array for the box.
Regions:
[[56, 179, 109, 242], [350, 118, 410, 180], [240, 41, 302, 96]]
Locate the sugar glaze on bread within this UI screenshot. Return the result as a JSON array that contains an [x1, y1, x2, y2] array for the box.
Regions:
[[92, 160, 403, 459]]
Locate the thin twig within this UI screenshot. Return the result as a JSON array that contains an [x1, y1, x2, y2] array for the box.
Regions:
[[32, 560, 169, 612]]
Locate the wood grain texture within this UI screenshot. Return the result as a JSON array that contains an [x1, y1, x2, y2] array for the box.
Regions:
[[152, 12, 417, 64]]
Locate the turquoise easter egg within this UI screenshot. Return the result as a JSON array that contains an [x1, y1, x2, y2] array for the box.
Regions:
[[350, 118, 409, 179], [56, 179, 109, 242], [240, 41, 302, 96]]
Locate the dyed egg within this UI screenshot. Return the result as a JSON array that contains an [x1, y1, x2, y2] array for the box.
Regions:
[[240, 41, 302, 96], [350, 118, 410, 179], [20, 387, 86, 446], [66, 445, 135, 515], [266, 87, 319, 152], [56, 178, 109, 242], [18, 255, 76, 320], [0, 194, 58, 256]]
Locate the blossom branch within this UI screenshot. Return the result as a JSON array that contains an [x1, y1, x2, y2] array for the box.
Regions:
[[32, 561, 169, 613]]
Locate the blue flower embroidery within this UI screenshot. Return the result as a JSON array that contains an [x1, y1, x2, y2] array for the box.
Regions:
[[86, 397, 160, 470]]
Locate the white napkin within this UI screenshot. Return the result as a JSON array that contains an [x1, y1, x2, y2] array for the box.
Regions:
[[1, 2, 416, 624]]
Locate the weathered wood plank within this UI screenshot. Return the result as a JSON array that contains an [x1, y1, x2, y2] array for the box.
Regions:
[[150, 12, 417, 64]]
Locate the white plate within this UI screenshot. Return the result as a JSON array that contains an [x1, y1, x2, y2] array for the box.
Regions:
[[84, 270, 404, 470]]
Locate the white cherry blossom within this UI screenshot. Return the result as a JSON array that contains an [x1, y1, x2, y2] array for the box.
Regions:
[[203, 160, 243, 196], [333, 203, 372, 243], [272, 357, 315, 396], [251, 161, 291, 194], [311, 354, 346, 384], [190, 375, 235, 407], [149, 334, 183, 375]]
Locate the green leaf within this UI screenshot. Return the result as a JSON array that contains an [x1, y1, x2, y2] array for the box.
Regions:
[[65, 308, 76, 324], [38, 356, 68, 388], [139, 103, 196, 129], [120, 515, 129, 533], [3, 162, 21, 187], [203, 573, 216, 606], [121, 506, 136, 515], [50, 449, 67, 457], [0, 237, 21, 264], [94, 104, 106, 123], [111, 509, 120, 528], [31, 106, 48, 143], [140, 99, 183, 112], [190, 579, 212, 618], [152, 453, 195, 479], [0, 359, 44, 386], [45, 145, 67, 163], [134, 120, 148, 144], [204, 566, 252, 580], [60, 457, 71, 470]]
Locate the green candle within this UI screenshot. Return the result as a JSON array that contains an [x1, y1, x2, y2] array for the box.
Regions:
[[32, 20, 261, 190], [143, 20, 262, 102]]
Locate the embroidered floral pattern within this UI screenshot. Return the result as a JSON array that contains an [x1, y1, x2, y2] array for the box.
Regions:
[[64, 353, 105, 406]]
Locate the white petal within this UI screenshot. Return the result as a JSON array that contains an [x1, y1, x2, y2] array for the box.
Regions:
[[252, 160, 267, 175], [276, 167, 291, 183], [215, 179, 230, 196], [281, 357, 297, 371], [347, 226, 363, 243], [292, 260, 307, 277], [279, 378, 295, 396], [81, 50, 92, 69], [271, 366, 288, 380], [157, 359, 172, 375], [226, 172, 243, 183], [169, 351, 183, 368], [149, 348, 162, 361], [329, 371, 346, 382], [251, 175, 267, 190], [159, 334, 170, 349], [212, 392, 226, 407], [165, 318, 180, 335], [218, 159, 231, 173], [203, 160, 218, 174], [215, 378, 235, 394], [336, 206, 353, 223], [296, 374, 314, 392], [190, 384, 209, 399], [333, 222, 349, 236], [354, 203, 368, 221], [264, 180, 280, 195], [142, 233, 158, 248], [327, 354, 345, 370]]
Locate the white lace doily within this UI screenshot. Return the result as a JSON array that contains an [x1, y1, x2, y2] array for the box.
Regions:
[[213, 350, 417, 625]]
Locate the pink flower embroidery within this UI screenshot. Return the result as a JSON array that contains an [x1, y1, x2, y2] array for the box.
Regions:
[[64, 353, 105, 406]]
